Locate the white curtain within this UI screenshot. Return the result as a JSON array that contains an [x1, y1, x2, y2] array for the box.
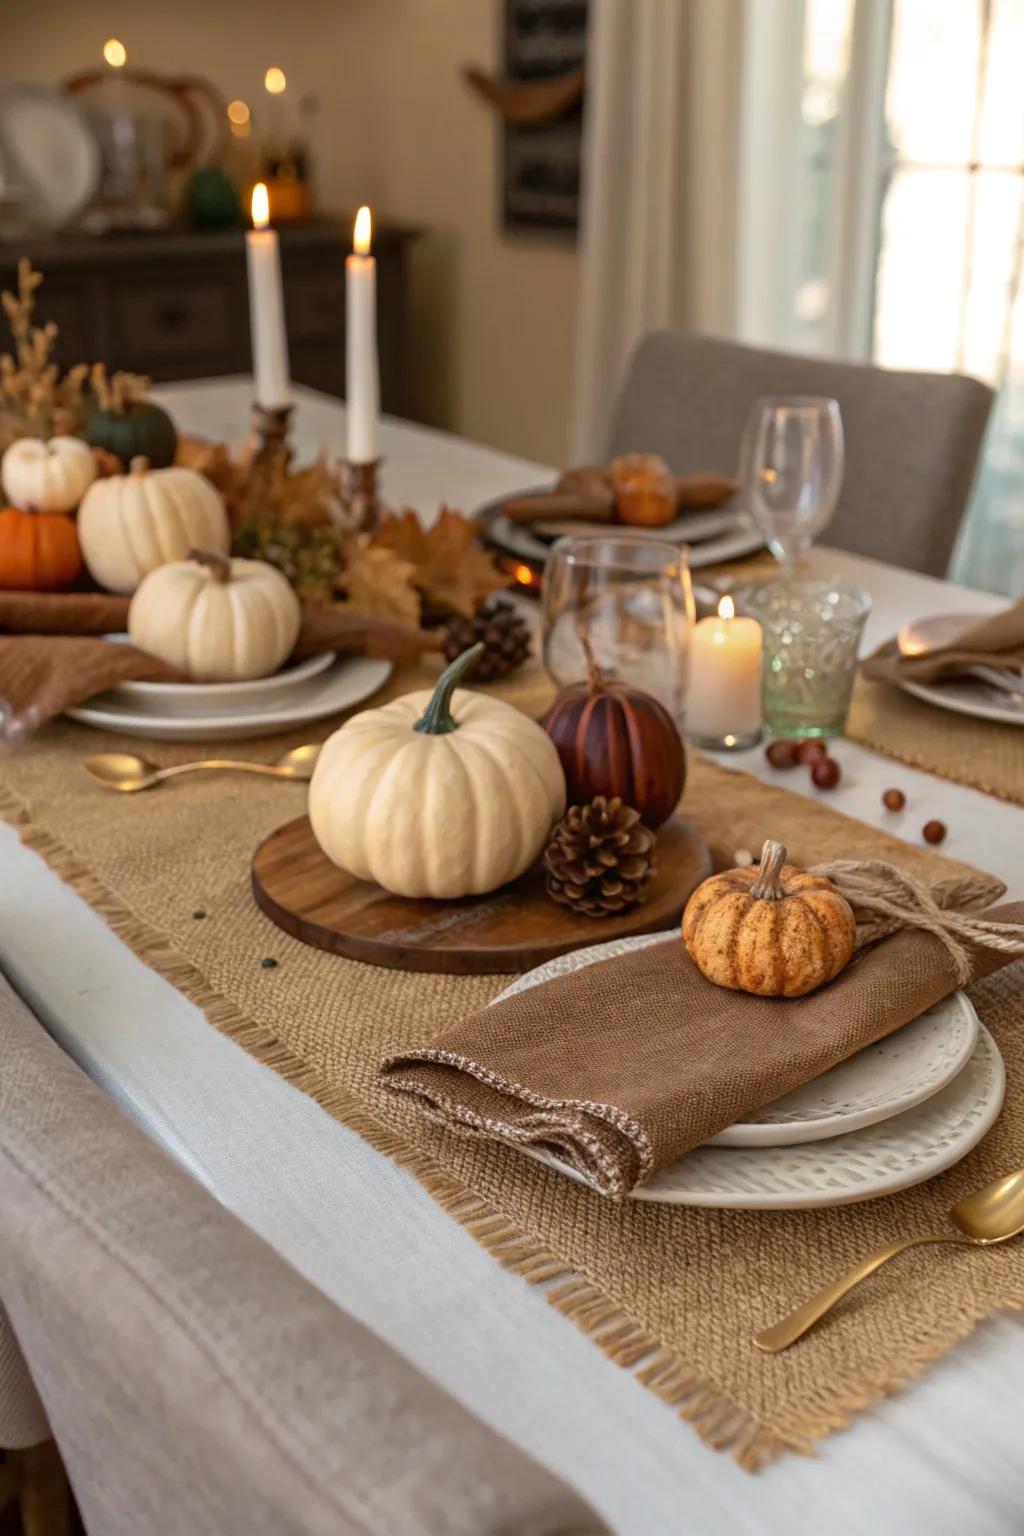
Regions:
[[569, 0, 809, 462], [569, 0, 747, 461]]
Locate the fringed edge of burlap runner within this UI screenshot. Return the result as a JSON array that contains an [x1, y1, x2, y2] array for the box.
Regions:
[[4, 779, 1019, 1472]]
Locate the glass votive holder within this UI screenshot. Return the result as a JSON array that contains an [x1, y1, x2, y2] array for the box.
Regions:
[[542, 535, 695, 727], [742, 578, 872, 740]]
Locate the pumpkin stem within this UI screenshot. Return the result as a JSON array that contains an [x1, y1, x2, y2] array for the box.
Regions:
[[413, 643, 484, 736], [129, 455, 150, 476], [579, 631, 606, 694], [751, 839, 787, 900], [187, 548, 232, 584]]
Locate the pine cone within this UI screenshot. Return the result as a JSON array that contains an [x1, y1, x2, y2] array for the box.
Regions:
[[441, 600, 532, 682], [544, 796, 657, 917]]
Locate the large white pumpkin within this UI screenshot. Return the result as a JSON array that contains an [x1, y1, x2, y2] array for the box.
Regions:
[[309, 644, 566, 899], [2, 435, 96, 513], [128, 550, 301, 682], [77, 456, 229, 593]]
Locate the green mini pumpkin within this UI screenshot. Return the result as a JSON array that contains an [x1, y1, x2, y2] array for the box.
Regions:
[[86, 400, 178, 470]]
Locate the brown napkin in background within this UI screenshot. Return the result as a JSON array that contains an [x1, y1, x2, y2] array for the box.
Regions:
[[381, 903, 1024, 1197], [863, 597, 1024, 685], [0, 593, 440, 741]]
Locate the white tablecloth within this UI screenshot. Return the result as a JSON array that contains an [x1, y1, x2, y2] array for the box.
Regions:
[[2, 381, 1023, 1536]]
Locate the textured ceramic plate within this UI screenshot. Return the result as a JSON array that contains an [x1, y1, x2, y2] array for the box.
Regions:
[[477, 489, 766, 571], [896, 612, 1024, 727], [107, 648, 336, 714], [66, 656, 392, 742], [535, 506, 742, 543], [522, 1025, 1003, 1208], [495, 932, 980, 1147]]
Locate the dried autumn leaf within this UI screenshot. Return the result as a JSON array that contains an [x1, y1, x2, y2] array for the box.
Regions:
[[338, 536, 422, 627], [375, 505, 510, 616]]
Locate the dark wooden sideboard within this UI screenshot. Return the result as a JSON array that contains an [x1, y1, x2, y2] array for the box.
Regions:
[[0, 217, 421, 414]]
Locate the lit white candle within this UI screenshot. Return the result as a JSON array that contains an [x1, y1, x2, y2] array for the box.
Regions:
[[346, 205, 380, 463], [245, 183, 291, 409], [687, 595, 763, 745]]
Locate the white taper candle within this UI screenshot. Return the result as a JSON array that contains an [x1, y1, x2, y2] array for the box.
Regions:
[[245, 183, 291, 410], [346, 205, 380, 463]]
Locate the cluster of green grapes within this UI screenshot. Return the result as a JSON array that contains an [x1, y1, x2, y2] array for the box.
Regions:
[[232, 521, 341, 604]]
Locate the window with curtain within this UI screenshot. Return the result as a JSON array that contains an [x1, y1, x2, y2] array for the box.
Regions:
[[777, 0, 1024, 595]]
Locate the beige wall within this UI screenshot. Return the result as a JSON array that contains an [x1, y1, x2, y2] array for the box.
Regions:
[[5, 0, 578, 464]]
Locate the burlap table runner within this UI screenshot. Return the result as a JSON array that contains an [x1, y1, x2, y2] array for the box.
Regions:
[[845, 675, 1024, 806], [1, 658, 1022, 1471]]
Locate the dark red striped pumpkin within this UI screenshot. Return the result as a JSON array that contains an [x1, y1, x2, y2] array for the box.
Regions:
[[541, 667, 686, 829]]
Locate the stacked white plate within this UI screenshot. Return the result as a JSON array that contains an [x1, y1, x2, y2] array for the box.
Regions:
[[493, 932, 1005, 1210], [896, 613, 1024, 728], [67, 647, 393, 743], [476, 487, 766, 571]]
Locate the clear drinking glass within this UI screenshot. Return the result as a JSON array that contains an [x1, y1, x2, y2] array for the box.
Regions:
[[744, 578, 871, 740], [742, 397, 844, 573], [542, 536, 695, 726]]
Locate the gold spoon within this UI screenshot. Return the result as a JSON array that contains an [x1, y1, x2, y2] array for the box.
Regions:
[[83, 743, 320, 793], [755, 1169, 1024, 1354]]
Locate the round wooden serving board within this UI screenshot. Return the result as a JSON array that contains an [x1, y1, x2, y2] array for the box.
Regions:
[[251, 815, 712, 974]]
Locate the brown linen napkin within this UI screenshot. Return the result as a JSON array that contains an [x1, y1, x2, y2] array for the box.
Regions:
[[0, 600, 441, 741], [381, 902, 1024, 1197], [863, 597, 1024, 685]]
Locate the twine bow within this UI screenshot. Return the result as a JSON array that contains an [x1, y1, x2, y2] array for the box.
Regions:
[[811, 856, 1024, 984]]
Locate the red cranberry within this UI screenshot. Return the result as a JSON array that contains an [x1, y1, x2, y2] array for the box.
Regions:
[[765, 740, 800, 769], [811, 756, 841, 790], [795, 740, 829, 764], [922, 819, 947, 845], [882, 788, 906, 812]]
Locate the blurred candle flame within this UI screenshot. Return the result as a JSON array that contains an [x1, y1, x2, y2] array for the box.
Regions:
[[103, 38, 127, 68], [718, 594, 735, 620], [353, 206, 372, 256], [251, 182, 270, 230], [264, 66, 287, 94]]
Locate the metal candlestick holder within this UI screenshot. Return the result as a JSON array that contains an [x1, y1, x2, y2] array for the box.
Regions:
[[248, 402, 294, 517], [340, 457, 382, 535]]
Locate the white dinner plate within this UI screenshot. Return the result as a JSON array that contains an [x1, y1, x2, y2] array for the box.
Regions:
[[477, 487, 766, 572], [0, 86, 101, 227], [66, 655, 392, 742], [535, 506, 742, 544], [494, 932, 980, 1147], [895, 612, 1024, 727], [522, 1026, 1003, 1209], [107, 648, 336, 714]]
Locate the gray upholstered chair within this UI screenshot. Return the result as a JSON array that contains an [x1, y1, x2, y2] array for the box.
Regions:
[[0, 972, 604, 1536], [607, 331, 994, 577]]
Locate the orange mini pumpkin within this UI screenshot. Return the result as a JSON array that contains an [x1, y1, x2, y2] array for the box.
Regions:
[[682, 838, 856, 998], [610, 452, 677, 527], [0, 507, 83, 592]]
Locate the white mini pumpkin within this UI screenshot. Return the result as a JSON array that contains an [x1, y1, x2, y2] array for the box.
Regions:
[[2, 435, 96, 514], [128, 550, 302, 682], [309, 644, 566, 899], [78, 456, 230, 593]]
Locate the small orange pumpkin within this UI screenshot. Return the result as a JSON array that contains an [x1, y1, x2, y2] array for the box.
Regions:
[[610, 452, 677, 527], [0, 507, 83, 592], [682, 838, 856, 998]]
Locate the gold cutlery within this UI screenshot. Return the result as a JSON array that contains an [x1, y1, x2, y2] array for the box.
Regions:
[[83, 743, 320, 793], [755, 1169, 1024, 1353]]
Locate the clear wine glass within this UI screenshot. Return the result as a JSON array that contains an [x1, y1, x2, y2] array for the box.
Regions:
[[742, 397, 844, 574]]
